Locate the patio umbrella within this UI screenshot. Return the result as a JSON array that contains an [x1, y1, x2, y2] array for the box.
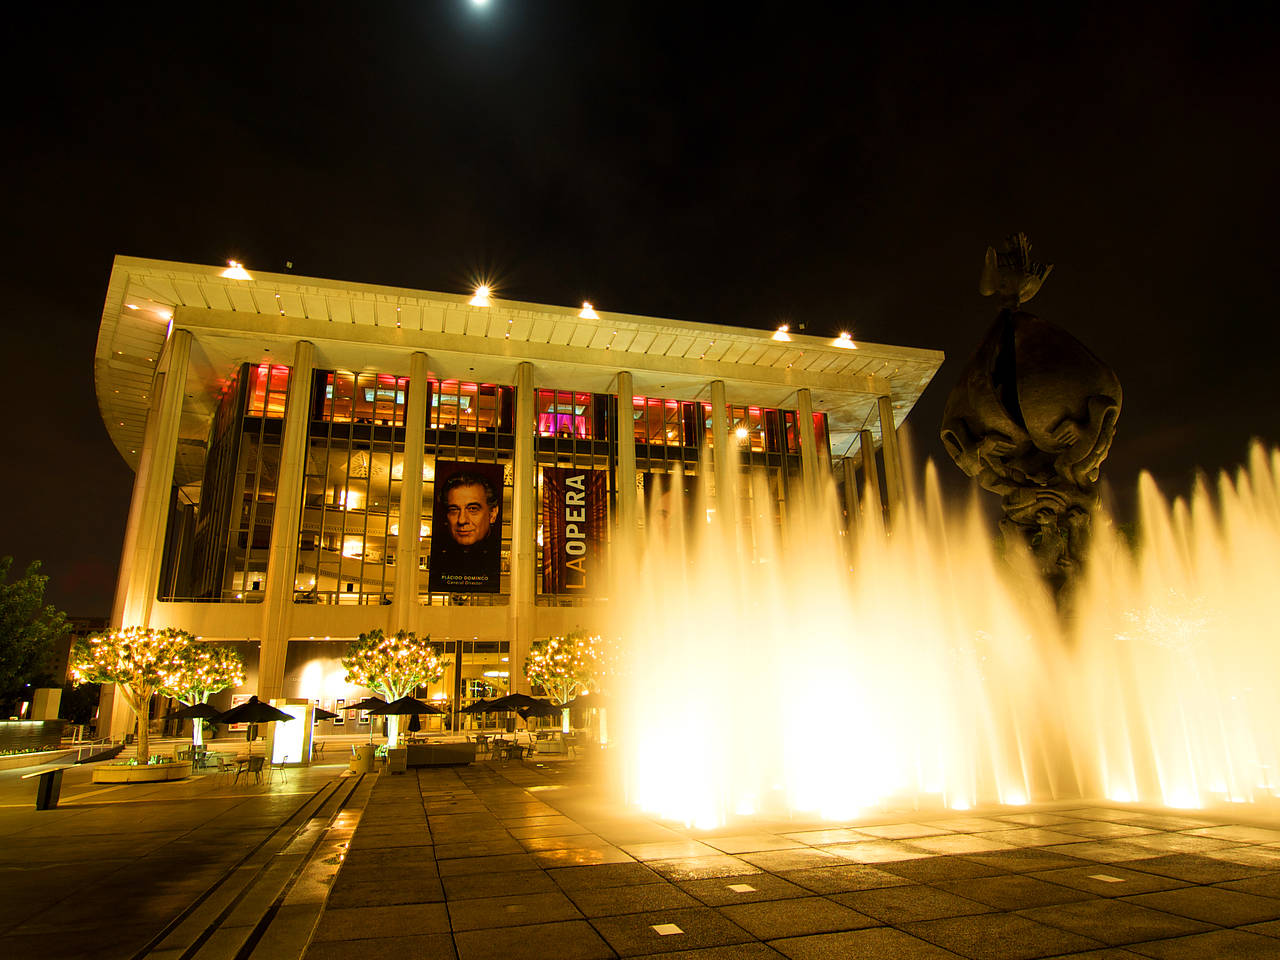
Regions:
[[369, 695, 445, 716], [215, 696, 293, 756], [517, 700, 562, 719], [313, 707, 339, 720], [163, 701, 222, 748], [459, 699, 492, 714], [407, 713, 421, 733], [343, 696, 387, 743], [370, 696, 443, 748], [483, 693, 553, 712]]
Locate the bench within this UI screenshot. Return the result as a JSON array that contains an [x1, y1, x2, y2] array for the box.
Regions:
[[20, 767, 65, 810], [405, 741, 476, 767]]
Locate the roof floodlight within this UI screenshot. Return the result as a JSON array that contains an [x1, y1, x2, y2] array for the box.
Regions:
[[771, 324, 792, 342], [469, 284, 492, 307], [579, 301, 599, 319], [220, 260, 252, 280], [831, 332, 857, 349]]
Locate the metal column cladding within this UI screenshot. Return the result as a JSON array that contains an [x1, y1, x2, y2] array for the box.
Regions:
[[541, 466, 607, 595]]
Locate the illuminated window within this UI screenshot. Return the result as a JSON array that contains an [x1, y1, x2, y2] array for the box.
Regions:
[[246, 364, 291, 417], [430, 380, 504, 431], [320, 372, 408, 425], [536, 390, 593, 439]]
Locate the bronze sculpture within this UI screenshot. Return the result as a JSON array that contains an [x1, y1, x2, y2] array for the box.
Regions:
[[941, 235, 1121, 598]]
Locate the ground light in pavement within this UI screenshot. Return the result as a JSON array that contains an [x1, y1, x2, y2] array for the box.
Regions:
[[611, 443, 1280, 828]]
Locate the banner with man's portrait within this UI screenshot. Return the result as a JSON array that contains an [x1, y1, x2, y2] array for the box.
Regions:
[[541, 467, 607, 595], [428, 460, 504, 593]]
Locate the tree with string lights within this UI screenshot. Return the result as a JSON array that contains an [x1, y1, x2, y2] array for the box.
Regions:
[[70, 626, 195, 763], [524, 631, 609, 706], [159, 642, 246, 746], [342, 629, 445, 747]]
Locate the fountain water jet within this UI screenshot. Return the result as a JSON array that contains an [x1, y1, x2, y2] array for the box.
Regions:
[[610, 442, 1280, 827]]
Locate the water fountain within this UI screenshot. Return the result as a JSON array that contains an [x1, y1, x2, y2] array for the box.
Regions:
[[611, 442, 1280, 828]]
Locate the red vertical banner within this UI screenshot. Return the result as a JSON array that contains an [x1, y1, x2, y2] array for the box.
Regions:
[[541, 467, 607, 595]]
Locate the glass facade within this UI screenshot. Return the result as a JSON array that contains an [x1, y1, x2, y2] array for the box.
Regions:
[[158, 363, 830, 607], [160, 363, 289, 601]]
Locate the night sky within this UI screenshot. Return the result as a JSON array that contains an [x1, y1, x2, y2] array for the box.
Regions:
[[3, 3, 1277, 617]]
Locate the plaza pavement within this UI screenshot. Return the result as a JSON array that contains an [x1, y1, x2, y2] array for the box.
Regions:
[[9, 746, 1280, 959], [309, 757, 1280, 960]]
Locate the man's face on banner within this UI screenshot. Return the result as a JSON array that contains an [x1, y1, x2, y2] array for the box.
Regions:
[[446, 482, 498, 546]]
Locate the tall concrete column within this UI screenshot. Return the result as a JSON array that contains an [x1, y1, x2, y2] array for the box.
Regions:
[[877, 395, 905, 524], [796, 388, 820, 507], [859, 428, 883, 532], [114, 328, 192, 629], [709, 379, 735, 527], [842, 456, 861, 540], [393, 352, 429, 626], [259, 340, 315, 701], [508, 362, 537, 694], [615, 371, 637, 530]]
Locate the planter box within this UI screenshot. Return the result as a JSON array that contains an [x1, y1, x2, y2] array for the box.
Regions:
[[405, 741, 476, 767], [92, 760, 193, 784]]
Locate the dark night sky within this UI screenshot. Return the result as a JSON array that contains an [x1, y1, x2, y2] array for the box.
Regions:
[[2, 2, 1277, 617]]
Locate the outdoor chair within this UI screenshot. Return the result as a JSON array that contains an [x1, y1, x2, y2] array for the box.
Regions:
[[213, 755, 236, 785], [473, 734, 490, 759], [563, 733, 579, 759], [266, 755, 288, 785]]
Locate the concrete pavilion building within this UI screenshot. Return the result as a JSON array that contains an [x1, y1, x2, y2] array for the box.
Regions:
[[93, 256, 943, 736]]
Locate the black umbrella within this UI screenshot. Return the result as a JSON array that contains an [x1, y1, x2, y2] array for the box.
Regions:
[[163, 702, 222, 721], [460, 699, 492, 714], [407, 713, 421, 733], [482, 693, 553, 712], [313, 707, 339, 720], [216, 696, 293, 756], [369, 695, 445, 716], [517, 700, 562, 719], [566, 691, 613, 711], [343, 696, 387, 712]]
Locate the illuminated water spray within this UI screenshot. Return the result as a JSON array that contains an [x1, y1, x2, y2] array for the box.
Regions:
[[610, 443, 1280, 828]]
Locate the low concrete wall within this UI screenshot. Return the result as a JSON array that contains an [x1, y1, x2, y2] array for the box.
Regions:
[[92, 760, 193, 784], [0, 749, 74, 772]]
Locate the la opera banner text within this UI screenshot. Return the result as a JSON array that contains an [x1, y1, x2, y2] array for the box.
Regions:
[[542, 467, 606, 594], [428, 461, 504, 593]]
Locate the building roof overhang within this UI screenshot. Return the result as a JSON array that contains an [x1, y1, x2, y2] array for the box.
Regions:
[[95, 256, 945, 477]]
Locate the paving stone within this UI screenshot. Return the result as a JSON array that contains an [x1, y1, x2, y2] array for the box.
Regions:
[[1116, 853, 1273, 884], [1204, 845, 1280, 867], [1028, 864, 1188, 897], [453, 919, 613, 960], [1215, 874, 1280, 899], [936, 874, 1097, 910], [590, 905, 755, 956], [548, 861, 665, 890], [447, 889, 583, 930], [907, 834, 1019, 855], [855, 822, 956, 839], [567, 881, 703, 916], [823, 840, 935, 862], [531, 844, 635, 867], [780, 828, 872, 845], [881, 856, 1007, 882], [739, 847, 848, 872], [1048, 822, 1160, 840], [436, 853, 541, 876], [1017, 897, 1215, 944], [624, 840, 724, 860], [769, 925, 968, 958], [702, 834, 806, 854], [1119, 833, 1239, 854], [906, 911, 1106, 959], [626, 944, 786, 960], [434, 838, 526, 859], [970, 829, 1095, 847], [441, 869, 559, 901], [1123, 885, 1280, 924], [1038, 842, 1168, 863], [646, 855, 763, 880], [678, 873, 812, 906], [781, 864, 913, 893], [1122, 928, 1280, 958], [960, 848, 1093, 874], [834, 883, 994, 922], [994, 813, 1083, 827], [327, 875, 445, 908], [311, 902, 451, 940], [718, 896, 878, 938]]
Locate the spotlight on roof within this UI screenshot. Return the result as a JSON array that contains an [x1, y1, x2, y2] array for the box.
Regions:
[[831, 332, 857, 349], [469, 284, 492, 307], [220, 260, 252, 280], [579, 301, 599, 320], [771, 324, 792, 342]]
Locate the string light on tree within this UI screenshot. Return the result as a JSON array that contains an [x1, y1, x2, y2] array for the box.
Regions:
[[341, 628, 445, 747]]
